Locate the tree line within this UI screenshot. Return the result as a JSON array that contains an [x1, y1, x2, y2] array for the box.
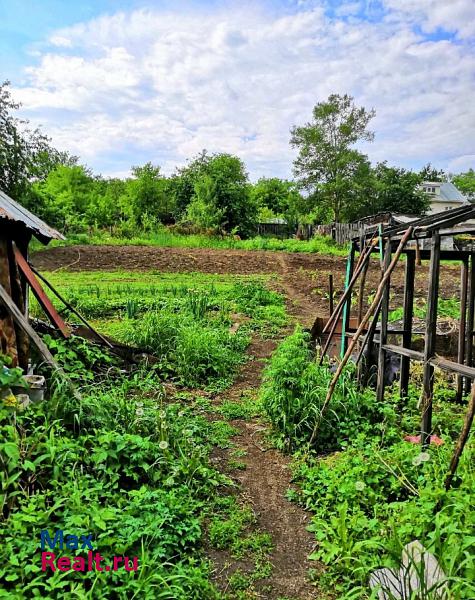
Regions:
[[1, 82, 474, 238]]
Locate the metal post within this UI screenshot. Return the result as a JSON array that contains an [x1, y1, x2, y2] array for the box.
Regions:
[[341, 241, 356, 357], [376, 239, 392, 402], [399, 251, 416, 398], [421, 233, 441, 448]]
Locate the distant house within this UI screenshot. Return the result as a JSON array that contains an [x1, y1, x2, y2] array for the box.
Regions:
[[422, 181, 468, 214]]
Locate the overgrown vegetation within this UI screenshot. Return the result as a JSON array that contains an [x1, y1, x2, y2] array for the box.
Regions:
[[32, 228, 347, 255], [0, 272, 287, 599], [261, 328, 475, 599], [30, 272, 287, 390]]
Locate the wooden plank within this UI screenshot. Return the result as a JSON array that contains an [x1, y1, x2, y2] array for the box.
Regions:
[[430, 356, 475, 379], [400, 251, 416, 398], [0, 282, 58, 367], [31, 265, 114, 349], [0, 281, 81, 401], [319, 238, 375, 363], [0, 239, 18, 365], [376, 240, 392, 402], [13, 244, 70, 338], [445, 383, 475, 491], [421, 232, 441, 448], [310, 226, 414, 445], [383, 344, 424, 361]]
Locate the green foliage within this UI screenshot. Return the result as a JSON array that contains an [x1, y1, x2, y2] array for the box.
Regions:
[[262, 332, 475, 598], [0, 354, 229, 598], [0, 356, 25, 390], [261, 328, 392, 451], [37, 229, 347, 255], [292, 438, 475, 598], [346, 161, 429, 221], [0, 81, 76, 205], [128, 162, 175, 226], [31, 272, 286, 389], [452, 168, 475, 199]]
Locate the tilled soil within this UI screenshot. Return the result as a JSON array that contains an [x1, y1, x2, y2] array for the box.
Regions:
[[32, 245, 462, 328]]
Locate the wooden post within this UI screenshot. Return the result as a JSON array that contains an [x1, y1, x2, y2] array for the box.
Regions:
[[445, 382, 475, 491], [421, 233, 441, 448], [310, 227, 413, 446], [400, 250, 416, 398], [376, 240, 392, 402], [456, 258, 469, 402], [464, 254, 475, 395], [341, 241, 356, 357], [328, 273, 334, 317]]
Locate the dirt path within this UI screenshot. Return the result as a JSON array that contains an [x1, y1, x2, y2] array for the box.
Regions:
[[209, 336, 323, 600]]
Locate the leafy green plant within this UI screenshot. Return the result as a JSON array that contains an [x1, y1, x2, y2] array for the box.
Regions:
[[261, 327, 395, 451]]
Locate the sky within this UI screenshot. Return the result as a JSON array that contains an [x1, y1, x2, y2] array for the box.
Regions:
[[1, 0, 474, 180]]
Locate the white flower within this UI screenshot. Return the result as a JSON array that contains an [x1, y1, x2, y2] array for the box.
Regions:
[[136, 402, 144, 408], [159, 410, 166, 419], [419, 452, 430, 463], [355, 481, 366, 491], [135, 408, 144, 417], [412, 455, 422, 466], [159, 440, 169, 450], [178, 411, 185, 418]]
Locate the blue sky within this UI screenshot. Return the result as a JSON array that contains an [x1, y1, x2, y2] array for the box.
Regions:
[[1, 0, 474, 179]]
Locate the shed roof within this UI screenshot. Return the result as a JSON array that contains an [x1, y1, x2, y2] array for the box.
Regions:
[[0, 189, 64, 244]]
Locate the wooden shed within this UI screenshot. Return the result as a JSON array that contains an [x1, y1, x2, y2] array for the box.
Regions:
[[0, 190, 64, 369]]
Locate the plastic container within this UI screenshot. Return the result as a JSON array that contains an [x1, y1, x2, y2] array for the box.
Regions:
[[12, 374, 46, 403]]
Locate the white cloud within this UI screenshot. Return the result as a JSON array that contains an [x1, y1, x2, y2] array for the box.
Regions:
[[12, 2, 475, 178]]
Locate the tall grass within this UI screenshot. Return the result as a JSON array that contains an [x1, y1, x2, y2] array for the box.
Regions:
[[32, 229, 347, 255]]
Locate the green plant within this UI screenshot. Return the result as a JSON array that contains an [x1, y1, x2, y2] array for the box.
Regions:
[[261, 327, 395, 451]]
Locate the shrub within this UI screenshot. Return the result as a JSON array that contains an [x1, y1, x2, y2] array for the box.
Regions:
[[261, 327, 394, 451]]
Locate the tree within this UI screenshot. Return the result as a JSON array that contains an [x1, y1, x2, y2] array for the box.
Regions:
[[452, 169, 475, 199], [33, 164, 97, 230], [176, 152, 256, 236], [169, 150, 210, 219], [0, 81, 72, 202], [204, 154, 256, 236], [419, 163, 447, 182], [372, 163, 428, 217], [128, 162, 174, 226], [290, 93, 375, 222], [186, 174, 224, 229]]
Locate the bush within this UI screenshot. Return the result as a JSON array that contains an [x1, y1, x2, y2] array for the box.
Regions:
[[261, 327, 394, 451]]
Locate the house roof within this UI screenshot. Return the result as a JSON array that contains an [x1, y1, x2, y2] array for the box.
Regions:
[[423, 181, 467, 204], [0, 189, 64, 244]]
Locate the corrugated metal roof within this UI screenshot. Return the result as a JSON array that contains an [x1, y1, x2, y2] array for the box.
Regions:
[[422, 181, 467, 204], [0, 189, 64, 243], [440, 182, 466, 202]]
